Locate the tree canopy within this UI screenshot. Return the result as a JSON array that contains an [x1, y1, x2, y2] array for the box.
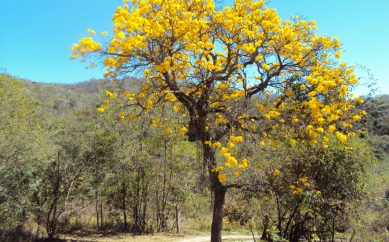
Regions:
[[73, 0, 364, 182]]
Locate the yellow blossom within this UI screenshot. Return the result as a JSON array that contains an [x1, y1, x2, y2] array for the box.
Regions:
[[292, 187, 303, 196], [151, 119, 161, 127], [179, 126, 188, 133], [336, 131, 347, 143], [211, 142, 221, 149], [119, 112, 125, 120], [229, 135, 243, 143], [212, 166, 224, 172], [328, 125, 336, 133], [217, 174, 227, 184], [87, 29, 96, 35], [105, 90, 117, 98], [117, 31, 125, 39], [163, 127, 173, 134], [273, 169, 281, 177], [261, 63, 270, 71]]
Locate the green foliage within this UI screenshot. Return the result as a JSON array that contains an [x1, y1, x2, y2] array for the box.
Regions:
[[0, 73, 388, 241], [249, 137, 373, 241], [0, 75, 49, 234], [362, 95, 389, 136]]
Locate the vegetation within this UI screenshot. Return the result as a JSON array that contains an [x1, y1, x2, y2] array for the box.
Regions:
[[0, 73, 388, 241], [0, 1, 388, 242]]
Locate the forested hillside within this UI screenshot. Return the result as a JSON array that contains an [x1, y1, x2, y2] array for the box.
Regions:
[[0, 73, 388, 241], [0, 74, 205, 240]]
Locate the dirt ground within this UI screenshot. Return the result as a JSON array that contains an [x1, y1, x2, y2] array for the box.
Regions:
[[61, 232, 259, 242], [62, 232, 183, 242]]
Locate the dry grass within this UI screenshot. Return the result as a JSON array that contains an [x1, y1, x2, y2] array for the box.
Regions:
[[61, 233, 260, 242], [61, 232, 185, 242]]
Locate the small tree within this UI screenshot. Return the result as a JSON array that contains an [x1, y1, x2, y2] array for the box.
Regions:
[[72, 1, 364, 241], [256, 137, 370, 241]]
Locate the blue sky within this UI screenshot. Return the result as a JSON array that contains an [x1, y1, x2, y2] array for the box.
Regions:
[[0, 0, 388, 95]]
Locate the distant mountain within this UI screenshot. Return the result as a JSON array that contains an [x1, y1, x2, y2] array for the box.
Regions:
[[0, 74, 143, 116]]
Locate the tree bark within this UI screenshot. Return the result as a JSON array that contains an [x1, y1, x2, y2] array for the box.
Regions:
[[210, 174, 226, 242], [176, 204, 181, 234], [203, 143, 227, 242], [261, 215, 270, 241], [122, 182, 128, 231], [100, 202, 103, 228], [95, 191, 100, 230]]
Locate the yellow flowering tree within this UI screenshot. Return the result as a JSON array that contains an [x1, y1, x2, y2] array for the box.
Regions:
[[72, 0, 364, 240]]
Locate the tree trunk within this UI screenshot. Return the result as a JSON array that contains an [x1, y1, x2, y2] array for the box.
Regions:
[[176, 204, 181, 234], [95, 191, 100, 230], [122, 182, 128, 231], [261, 215, 270, 241], [210, 172, 227, 242], [331, 217, 335, 242], [203, 142, 227, 242], [47, 153, 61, 239], [100, 202, 103, 228]]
